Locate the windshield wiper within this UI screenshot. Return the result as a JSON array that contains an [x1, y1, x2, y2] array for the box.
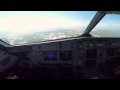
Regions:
[[0, 39, 11, 46]]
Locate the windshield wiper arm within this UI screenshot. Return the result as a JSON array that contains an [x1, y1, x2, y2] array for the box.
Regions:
[[0, 39, 11, 46]]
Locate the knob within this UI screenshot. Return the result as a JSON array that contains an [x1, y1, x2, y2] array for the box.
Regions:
[[79, 53, 84, 58]]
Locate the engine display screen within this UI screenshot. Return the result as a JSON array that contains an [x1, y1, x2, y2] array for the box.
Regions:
[[44, 51, 57, 61], [116, 48, 120, 55], [60, 50, 72, 61], [85, 59, 96, 68], [107, 48, 115, 57], [86, 49, 97, 59]]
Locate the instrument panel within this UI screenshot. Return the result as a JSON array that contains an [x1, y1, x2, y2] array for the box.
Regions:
[[6, 37, 120, 70], [4, 37, 120, 79]]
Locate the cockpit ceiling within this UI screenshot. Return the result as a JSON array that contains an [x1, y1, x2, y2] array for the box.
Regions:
[[104, 11, 120, 15]]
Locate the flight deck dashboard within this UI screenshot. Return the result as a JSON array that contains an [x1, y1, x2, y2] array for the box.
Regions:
[[4, 37, 120, 79], [6, 37, 120, 67]]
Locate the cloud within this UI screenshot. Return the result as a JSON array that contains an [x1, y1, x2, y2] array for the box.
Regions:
[[94, 23, 120, 30]]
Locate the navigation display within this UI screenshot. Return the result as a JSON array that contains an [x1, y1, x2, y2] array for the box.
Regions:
[[60, 50, 72, 61], [44, 51, 57, 61]]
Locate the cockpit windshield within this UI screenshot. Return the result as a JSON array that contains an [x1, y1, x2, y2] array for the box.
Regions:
[[90, 14, 120, 37], [0, 11, 97, 45]]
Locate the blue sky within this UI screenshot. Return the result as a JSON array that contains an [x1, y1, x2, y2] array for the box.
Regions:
[[0, 11, 120, 32], [0, 11, 97, 22], [93, 14, 120, 30]]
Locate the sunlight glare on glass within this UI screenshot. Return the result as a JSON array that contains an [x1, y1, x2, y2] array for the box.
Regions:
[[0, 11, 96, 33]]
